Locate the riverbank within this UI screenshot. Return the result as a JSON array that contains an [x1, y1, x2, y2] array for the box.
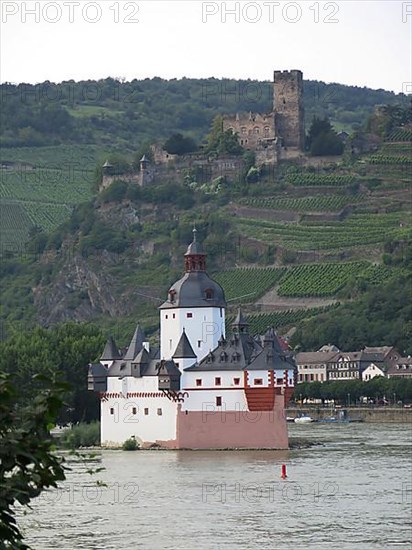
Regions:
[[286, 406, 412, 423]]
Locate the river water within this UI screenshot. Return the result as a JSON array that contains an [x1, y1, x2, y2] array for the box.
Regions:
[[19, 423, 411, 549]]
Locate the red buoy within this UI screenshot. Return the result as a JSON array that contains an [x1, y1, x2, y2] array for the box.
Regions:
[[281, 464, 287, 479]]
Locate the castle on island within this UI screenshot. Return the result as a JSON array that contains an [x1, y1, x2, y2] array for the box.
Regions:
[[88, 230, 297, 449], [100, 69, 306, 190]]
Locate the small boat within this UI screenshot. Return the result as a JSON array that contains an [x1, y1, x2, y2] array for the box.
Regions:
[[286, 416, 296, 423], [294, 415, 314, 424]]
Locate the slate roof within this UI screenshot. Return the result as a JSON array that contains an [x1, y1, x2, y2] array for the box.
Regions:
[[123, 324, 145, 361], [100, 336, 122, 361], [159, 271, 226, 309], [173, 329, 197, 359], [184, 228, 205, 256], [295, 351, 341, 364], [232, 307, 248, 328], [185, 321, 296, 373], [88, 362, 108, 378], [157, 359, 181, 377]]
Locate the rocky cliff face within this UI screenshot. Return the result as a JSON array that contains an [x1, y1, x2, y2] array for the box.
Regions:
[[33, 201, 167, 326]]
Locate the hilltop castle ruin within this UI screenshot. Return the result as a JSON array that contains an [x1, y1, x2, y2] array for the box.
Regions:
[[223, 69, 305, 164], [100, 69, 306, 190]]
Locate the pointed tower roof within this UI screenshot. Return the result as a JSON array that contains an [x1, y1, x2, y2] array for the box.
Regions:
[[232, 308, 249, 332], [100, 336, 121, 361], [124, 324, 145, 361], [173, 329, 197, 359]]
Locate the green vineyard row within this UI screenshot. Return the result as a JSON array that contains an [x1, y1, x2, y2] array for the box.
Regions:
[[214, 267, 286, 302], [368, 155, 412, 165], [226, 305, 338, 335], [238, 194, 363, 212], [386, 129, 412, 142], [286, 174, 355, 186], [235, 212, 409, 251]]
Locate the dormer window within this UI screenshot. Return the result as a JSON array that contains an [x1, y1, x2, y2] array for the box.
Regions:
[[205, 288, 214, 300], [169, 289, 176, 303], [220, 352, 227, 362]]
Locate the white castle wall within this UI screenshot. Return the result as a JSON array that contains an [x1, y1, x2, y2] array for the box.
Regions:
[[182, 370, 247, 411], [160, 306, 225, 362], [101, 376, 178, 447]]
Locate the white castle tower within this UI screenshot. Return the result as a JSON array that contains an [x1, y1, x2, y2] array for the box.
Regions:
[[159, 228, 226, 364]]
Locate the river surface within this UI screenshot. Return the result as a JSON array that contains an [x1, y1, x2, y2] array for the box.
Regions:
[[19, 423, 411, 549]]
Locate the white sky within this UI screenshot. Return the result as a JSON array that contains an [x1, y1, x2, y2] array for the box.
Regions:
[[1, 1, 411, 93]]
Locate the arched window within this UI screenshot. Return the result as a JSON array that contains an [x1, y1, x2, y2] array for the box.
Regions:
[[205, 288, 214, 300]]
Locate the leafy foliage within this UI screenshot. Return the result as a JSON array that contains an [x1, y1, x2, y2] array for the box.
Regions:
[[0, 323, 105, 424], [60, 421, 100, 449], [291, 271, 412, 354], [205, 115, 244, 156], [307, 116, 344, 156], [0, 373, 67, 549], [164, 133, 197, 155], [293, 378, 412, 404]]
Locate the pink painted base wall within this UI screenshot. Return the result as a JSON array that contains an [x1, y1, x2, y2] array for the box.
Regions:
[[175, 398, 288, 450]]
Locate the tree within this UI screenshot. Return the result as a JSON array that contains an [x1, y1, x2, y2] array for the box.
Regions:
[[0, 373, 67, 549], [307, 116, 344, 156], [163, 133, 197, 155], [0, 323, 105, 424], [205, 115, 244, 156]]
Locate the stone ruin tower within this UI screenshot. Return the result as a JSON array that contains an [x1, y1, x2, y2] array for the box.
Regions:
[[273, 70, 305, 151]]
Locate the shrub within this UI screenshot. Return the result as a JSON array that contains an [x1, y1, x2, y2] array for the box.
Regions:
[[122, 437, 139, 451], [60, 421, 100, 449]]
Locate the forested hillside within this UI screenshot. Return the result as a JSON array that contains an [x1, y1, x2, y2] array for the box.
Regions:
[[1, 77, 408, 149], [0, 76, 411, 356]]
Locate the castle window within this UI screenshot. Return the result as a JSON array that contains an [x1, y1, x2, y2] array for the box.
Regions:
[[205, 289, 214, 300], [157, 408, 162, 416], [220, 352, 227, 362], [198, 340, 201, 348], [144, 408, 149, 415], [132, 407, 137, 415], [110, 408, 114, 415], [254, 127, 259, 134], [241, 127, 247, 135], [264, 126, 270, 137], [196, 379, 202, 386], [254, 378, 263, 385], [172, 313, 175, 319], [216, 396, 222, 407], [276, 378, 283, 385], [165, 315, 168, 319], [169, 339, 172, 349], [248, 129, 252, 136], [233, 378, 240, 385], [187, 313, 193, 318], [215, 377, 221, 386]]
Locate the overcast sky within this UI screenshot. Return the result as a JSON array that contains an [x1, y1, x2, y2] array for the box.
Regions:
[[1, 1, 411, 93]]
